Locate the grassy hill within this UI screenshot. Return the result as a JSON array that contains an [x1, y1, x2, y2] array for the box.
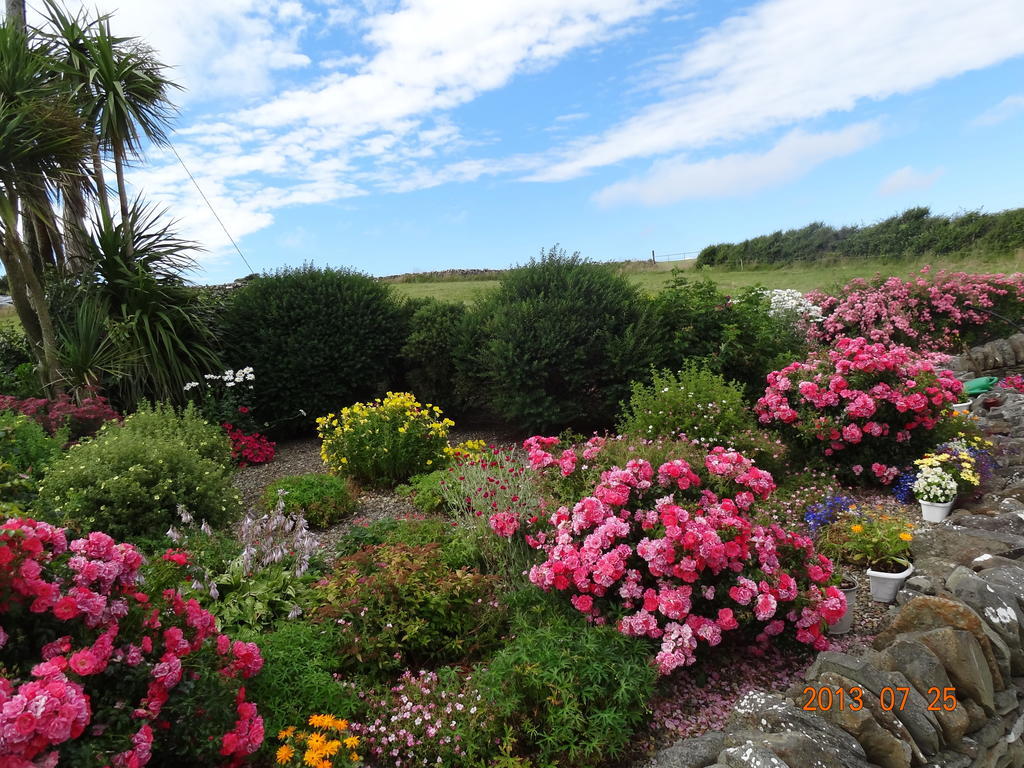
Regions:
[[383, 250, 1024, 304]]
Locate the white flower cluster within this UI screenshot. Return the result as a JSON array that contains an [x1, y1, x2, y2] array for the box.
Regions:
[[184, 366, 256, 392], [763, 289, 823, 321], [913, 466, 958, 503]]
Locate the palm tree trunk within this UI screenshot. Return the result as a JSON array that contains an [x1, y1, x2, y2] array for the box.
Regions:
[[4, 0, 26, 31], [113, 144, 133, 256], [62, 182, 88, 273], [92, 142, 111, 220]]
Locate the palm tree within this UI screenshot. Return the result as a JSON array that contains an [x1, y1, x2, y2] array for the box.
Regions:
[[0, 22, 90, 393]]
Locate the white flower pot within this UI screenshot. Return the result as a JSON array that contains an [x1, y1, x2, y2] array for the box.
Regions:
[[827, 577, 859, 635], [919, 499, 954, 523], [951, 401, 972, 413], [866, 563, 914, 603]]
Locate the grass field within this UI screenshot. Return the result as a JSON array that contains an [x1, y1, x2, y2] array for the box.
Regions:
[[386, 251, 1024, 304]]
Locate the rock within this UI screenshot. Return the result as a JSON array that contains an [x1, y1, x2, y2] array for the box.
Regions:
[[912, 627, 996, 713], [813, 672, 912, 768], [971, 555, 1024, 572], [979, 566, 1024, 612], [873, 638, 970, 745], [717, 744, 790, 768], [962, 699, 988, 732], [896, 588, 919, 606], [872, 596, 1004, 690], [946, 568, 1024, 675], [921, 751, 971, 767], [804, 652, 941, 756], [977, 619, 1014, 685], [645, 733, 725, 768], [1008, 333, 1024, 362], [993, 688, 1018, 716], [969, 739, 1007, 768], [720, 731, 872, 768], [954, 511, 1024, 537], [910, 523, 1024, 565], [727, 691, 867, 761], [906, 575, 937, 594], [912, 556, 960, 585]]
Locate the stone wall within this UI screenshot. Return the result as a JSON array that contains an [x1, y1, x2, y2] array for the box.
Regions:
[[946, 334, 1024, 379], [643, 388, 1024, 767]]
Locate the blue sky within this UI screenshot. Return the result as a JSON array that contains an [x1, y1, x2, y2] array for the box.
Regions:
[[43, 0, 1024, 282]]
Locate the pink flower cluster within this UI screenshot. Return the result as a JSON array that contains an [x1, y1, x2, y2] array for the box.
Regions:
[[755, 337, 963, 482], [0, 518, 264, 767], [519, 441, 845, 675], [807, 269, 1024, 352]]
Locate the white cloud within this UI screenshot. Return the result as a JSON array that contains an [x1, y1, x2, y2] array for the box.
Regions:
[[33, 1, 314, 101], [972, 94, 1024, 126], [877, 165, 944, 196], [594, 122, 881, 206], [529, 0, 1024, 181]]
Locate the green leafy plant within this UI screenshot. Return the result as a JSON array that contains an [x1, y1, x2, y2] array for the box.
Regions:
[[36, 424, 240, 539], [399, 297, 468, 413], [458, 246, 651, 432], [262, 473, 357, 529], [478, 605, 656, 767], [116, 400, 232, 466], [617, 363, 754, 442], [330, 515, 453, 558], [816, 503, 914, 571], [0, 409, 63, 474], [395, 469, 448, 514], [220, 264, 407, 433], [314, 542, 505, 680]]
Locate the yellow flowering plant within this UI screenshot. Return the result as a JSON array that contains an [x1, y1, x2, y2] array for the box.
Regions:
[[914, 433, 992, 492], [275, 715, 362, 767], [816, 503, 914, 572], [317, 392, 454, 487]]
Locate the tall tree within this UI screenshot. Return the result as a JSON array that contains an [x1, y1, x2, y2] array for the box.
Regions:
[[4, 0, 25, 32]]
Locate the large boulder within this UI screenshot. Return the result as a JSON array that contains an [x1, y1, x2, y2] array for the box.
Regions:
[[945, 567, 1024, 674], [911, 627, 996, 714], [813, 672, 912, 768], [644, 733, 725, 768], [910, 523, 1024, 565]]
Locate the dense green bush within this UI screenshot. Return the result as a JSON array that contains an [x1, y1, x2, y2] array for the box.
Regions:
[[697, 206, 1024, 267], [117, 401, 232, 466], [314, 541, 505, 680], [395, 469, 448, 514], [479, 600, 656, 767], [261, 472, 357, 529], [0, 410, 62, 474], [459, 247, 650, 432], [0, 326, 38, 397], [647, 277, 806, 397], [238, 622, 362, 748], [37, 425, 241, 539], [399, 297, 468, 412], [617, 363, 754, 443], [220, 264, 406, 433]]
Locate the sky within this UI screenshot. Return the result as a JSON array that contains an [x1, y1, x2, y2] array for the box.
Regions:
[[21, 0, 1024, 282]]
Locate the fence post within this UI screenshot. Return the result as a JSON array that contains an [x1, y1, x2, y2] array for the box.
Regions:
[[651, 250, 656, 264]]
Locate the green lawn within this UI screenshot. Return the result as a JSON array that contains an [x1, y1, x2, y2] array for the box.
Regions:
[[386, 251, 1024, 304]]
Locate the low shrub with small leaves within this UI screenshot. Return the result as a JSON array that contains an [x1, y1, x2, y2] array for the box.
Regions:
[[261, 473, 357, 529], [395, 469, 448, 514], [117, 401, 233, 467], [478, 600, 657, 767], [314, 542, 505, 680], [37, 426, 241, 540], [0, 410, 63, 475]]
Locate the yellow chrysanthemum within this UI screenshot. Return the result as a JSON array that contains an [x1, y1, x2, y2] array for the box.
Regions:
[[279, 727, 296, 740], [276, 744, 295, 765], [899, 532, 913, 542], [304, 748, 325, 767], [350, 753, 360, 762], [344, 736, 360, 749], [309, 715, 332, 729], [850, 524, 864, 534]]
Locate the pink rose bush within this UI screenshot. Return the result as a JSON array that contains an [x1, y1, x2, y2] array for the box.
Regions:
[[756, 337, 963, 483], [807, 269, 1024, 352], [514, 437, 846, 675], [0, 518, 264, 767]]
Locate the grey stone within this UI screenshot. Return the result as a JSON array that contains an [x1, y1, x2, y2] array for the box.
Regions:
[[645, 732, 725, 768], [970, 739, 1008, 768], [998, 498, 1024, 515], [977, 619, 1014, 685], [813, 672, 912, 768], [979, 566, 1024, 612], [910, 524, 1024, 566], [804, 652, 941, 756], [721, 730, 874, 768], [946, 568, 1024, 674], [993, 688, 1018, 716], [921, 751, 972, 768], [906, 575, 937, 595], [963, 699, 989, 732], [717, 744, 790, 768], [912, 627, 996, 713], [1008, 333, 1024, 362], [972, 555, 1024, 572], [955, 511, 1024, 537], [896, 588, 919, 606], [873, 638, 970, 745]]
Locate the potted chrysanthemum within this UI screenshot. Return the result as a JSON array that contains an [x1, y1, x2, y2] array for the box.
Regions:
[[845, 510, 915, 603], [913, 465, 958, 523]]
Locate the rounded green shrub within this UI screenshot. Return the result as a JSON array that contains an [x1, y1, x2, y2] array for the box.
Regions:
[[399, 297, 468, 413], [117, 401, 232, 466], [617, 363, 754, 443], [261, 472, 357, 529], [0, 410, 62, 474], [37, 426, 241, 540], [220, 265, 406, 433], [459, 246, 650, 432]]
